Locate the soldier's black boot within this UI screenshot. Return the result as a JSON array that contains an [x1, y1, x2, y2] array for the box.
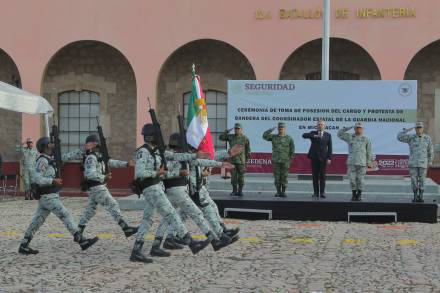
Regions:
[[163, 236, 184, 250], [237, 185, 244, 197], [177, 233, 210, 255], [211, 232, 234, 252], [18, 237, 39, 255], [357, 190, 362, 201], [417, 189, 424, 203], [230, 185, 237, 196], [130, 240, 153, 263], [275, 185, 281, 197], [150, 237, 171, 257], [74, 231, 99, 251], [220, 222, 240, 238], [412, 189, 418, 203], [279, 185, 287, 198], [118, 219, 139, 238], [351, 190, 357, 201]]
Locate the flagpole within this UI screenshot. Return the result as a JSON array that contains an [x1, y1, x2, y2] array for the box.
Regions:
[[322, 0, 330, 81]]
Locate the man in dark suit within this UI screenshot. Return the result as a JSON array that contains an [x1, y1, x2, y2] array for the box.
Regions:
[[302, 119, 332, 198]]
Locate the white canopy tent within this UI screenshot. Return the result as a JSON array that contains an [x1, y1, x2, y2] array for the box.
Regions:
[[0, 80, 53, 136]]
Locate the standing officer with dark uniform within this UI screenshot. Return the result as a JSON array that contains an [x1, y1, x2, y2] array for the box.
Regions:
[[219, 123, 250, 196], [302, 119, 332, 198]]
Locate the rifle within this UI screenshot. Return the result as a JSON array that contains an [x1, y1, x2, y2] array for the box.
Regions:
[[147, 97, 167, 170], [178, 113, 192, 186], [96, 117, 110, 174], [50, 123, 62, 177]]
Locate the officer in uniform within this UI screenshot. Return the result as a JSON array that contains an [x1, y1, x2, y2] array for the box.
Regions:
[[18, 137, 99, 255], [397, 122, 434, 202], [262, 122, 295, 197], [338, 123, 373, 201], [219, 123, 250, 196], [77, 134, 138, 238], [16, 138, 38, 200], [130, 124, 212, 263], [151, 133, 237, 257]]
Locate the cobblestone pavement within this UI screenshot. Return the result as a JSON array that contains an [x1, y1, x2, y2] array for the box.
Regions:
[[1, 198, 440, 293]]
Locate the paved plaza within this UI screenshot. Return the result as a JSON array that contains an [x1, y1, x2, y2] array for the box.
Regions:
[[1, 197, 440, 292]]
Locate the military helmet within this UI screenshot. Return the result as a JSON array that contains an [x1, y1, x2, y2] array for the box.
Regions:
[[141, 123, 155, 142], [36, 137, 51, 153], [85, 134, 100, 144], [169, 133, 181, 148]]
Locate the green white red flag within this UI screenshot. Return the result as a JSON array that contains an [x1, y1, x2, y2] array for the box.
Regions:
[[186, 65, 214, 159]]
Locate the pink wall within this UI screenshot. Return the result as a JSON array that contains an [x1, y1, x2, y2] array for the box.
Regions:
[[0, 0, 438, 144]]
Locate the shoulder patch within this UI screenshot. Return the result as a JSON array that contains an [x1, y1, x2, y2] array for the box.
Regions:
[[36, 158, 48, 172], [85, 156, 95, 166], [137, 148, 149, 160]]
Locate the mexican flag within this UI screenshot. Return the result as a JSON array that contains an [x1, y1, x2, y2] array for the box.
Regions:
[[186, 66, 215, 159]]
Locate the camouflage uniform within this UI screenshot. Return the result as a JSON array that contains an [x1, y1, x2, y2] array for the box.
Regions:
[[78, 153, 135, 233], [397, 130, 433, 194], [167, 150, 232, 238], [262, 127, 295, 193], [154, 157, 223, 241], [337, 127, 373, 192], [219, 126, 250, 195], [21, 149, 83, 244], [16, 145, 38, 192], [134, 146, 199, 243]]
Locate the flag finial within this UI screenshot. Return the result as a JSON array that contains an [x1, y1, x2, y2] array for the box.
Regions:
[[192, 63, 196, 75]]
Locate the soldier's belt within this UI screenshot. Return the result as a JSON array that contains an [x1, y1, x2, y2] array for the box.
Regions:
[[85, 180, 105, 189], [137, 177, 161, 191], [163, 177, 188, 190], [33, 184, 61, 198]]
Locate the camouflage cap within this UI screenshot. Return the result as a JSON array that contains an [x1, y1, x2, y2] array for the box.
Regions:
[[415, 122, 424, 128], [26, 137, 33, 143], [278, 122, 286, 128], [234, 123, 242, 129], [354, 122, 363, 128]]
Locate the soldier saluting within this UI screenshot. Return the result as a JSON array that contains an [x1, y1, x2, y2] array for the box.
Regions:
[[397, 122, 433, 202], [338, 122, 373, 201], [263, 122, 295, 197], [219, 123, 250, 196]]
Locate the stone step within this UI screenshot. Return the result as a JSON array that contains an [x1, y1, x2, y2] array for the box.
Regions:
[[210, 190, 440, 202], [208, 175, 439, 193]]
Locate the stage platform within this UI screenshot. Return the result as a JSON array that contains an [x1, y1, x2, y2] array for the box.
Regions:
[[116, 174, 439, 223]]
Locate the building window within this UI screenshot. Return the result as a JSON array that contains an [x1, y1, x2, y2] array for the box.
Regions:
[[183, 90, 227, 150], [58, 90, 100, 153], [306, 71, 360, 80]]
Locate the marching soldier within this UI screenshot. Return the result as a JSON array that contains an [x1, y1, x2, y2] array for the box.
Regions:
[[18, 137, 99, 255], [338, 123, 373, 201], [262, 122, 295, 197], [219, 123, 250, 196], [151, 133, 237, 257], [77, 134, 138, 238], [397, 122, 433, 202], [16, 138, 38, 200], [130, 124, 212, 263], [165, 147, 242, 247]]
